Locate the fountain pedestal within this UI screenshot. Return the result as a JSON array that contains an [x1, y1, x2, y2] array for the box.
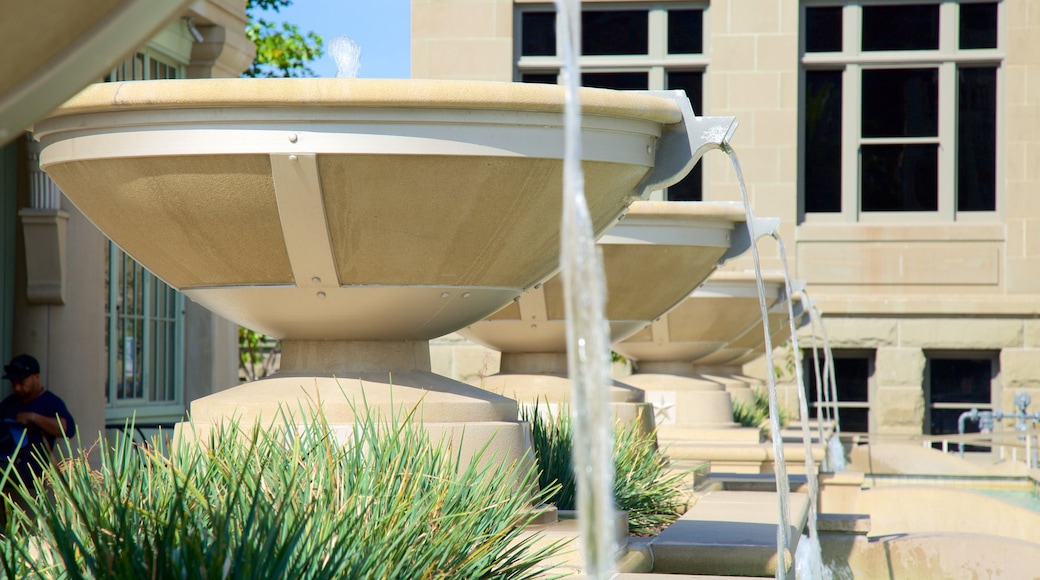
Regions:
[[35, 78, 716, 477], [616, 272, 788, 436], [460, 201, 752, 434]]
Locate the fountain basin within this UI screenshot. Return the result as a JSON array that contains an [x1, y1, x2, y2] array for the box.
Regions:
[[35, 79, 708, 340], [461, 201, 751, 354], [692, 281, 807, 370], [34, 78, 730, 479], [457, 201, 752, 412], [614, 272, 792, 450], [614, 270, 787, 365]]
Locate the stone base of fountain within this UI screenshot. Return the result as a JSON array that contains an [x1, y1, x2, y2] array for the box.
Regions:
[[651, 490, 808, 576], [517, 508, 635, 576], [665, 439, 826, 475], [175, 339, 535, 480], [479, 352, 657, 436], [623, 372, 741, 430]]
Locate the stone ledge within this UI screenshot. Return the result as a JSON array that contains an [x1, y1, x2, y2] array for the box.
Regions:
[[650, 490, 810, 576], [818, 513, 871, 535]]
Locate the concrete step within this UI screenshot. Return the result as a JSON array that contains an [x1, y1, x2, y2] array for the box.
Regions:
[[650, 490, 810, 577]]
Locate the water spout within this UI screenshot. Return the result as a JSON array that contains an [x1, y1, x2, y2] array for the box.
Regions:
[[330, 35, 362, 79], [771, 232, 823, 579], [556, 1, 616, 577], [720, 144, 791, 579], [803, 292, 845, 471]]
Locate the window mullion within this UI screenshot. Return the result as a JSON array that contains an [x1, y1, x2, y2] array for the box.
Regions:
[[142, 272, 153, 402], [938, 60, 957, 220], [107, 242, 119, 404], [843, 64, 861, 221], [939, 1, 958, 56], [174, 292, 185, 405], [648, 6, 667, 61]]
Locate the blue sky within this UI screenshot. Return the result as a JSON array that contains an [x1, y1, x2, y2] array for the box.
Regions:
[[271, 0, 411, 79]]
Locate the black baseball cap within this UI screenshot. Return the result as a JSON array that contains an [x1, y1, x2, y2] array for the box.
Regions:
[[3, 354, 40, 382]]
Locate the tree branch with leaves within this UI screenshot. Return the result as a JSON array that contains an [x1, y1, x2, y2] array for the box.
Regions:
[[243, 0, 324, 78]]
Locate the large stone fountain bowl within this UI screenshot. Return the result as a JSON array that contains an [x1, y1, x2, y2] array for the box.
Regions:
[[34, 78, 695, 341], [458, 201, 751, 355], [0, 0, 191, 144], [692, 283, 807, 369], [614, 270, 788, 365]]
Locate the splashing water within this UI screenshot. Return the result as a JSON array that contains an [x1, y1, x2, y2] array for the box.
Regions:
[[827, 433, 846, 472], [556, 0, 616, 577], [771, 232, 824, 579], [795, 534, 833, 580], [721, 145, 791, 579], [330, 35, 362, 78]]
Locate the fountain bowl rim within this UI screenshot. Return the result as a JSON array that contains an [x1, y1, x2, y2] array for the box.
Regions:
[[39, 78, 685, 125]]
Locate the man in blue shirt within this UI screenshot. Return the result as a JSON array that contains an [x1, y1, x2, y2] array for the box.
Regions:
[[1, 354, 76, 483]]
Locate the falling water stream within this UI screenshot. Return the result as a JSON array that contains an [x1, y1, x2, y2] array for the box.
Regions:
[[819, 310, 842, 438], [803, 292, 846, 471], [805, 303, 830, 465], [721, 145, 791, 579], [556, 1, 617, 577], [770, 232, 825, 579]]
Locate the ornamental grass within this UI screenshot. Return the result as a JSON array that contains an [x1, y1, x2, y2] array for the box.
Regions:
[[523, 405, 689, 536], [0, 402, 565, 579], [732, 388, 790, 439]]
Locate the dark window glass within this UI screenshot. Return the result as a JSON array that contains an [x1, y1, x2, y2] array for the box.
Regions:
[[806, 7, 843, 52], [521, 12, 556, 56], [960, 2, 998, 49], [861, 144, 939, 211], [837, 408, 870, 434], [929, 358, 992, 450], [930, 359, 992, 405], [667, 71, 704, 201], [804, 356, 871, 433], [581, 72, 648, 90], [862, 68, 938, 138], [805, 70, 843, 212], [862, 4, 939, 51], [521, 73, 558, 85], [583, 10, 648, 55], [958, 67, 997, 211], [668, 9, 703, 54], [805, 357, 870, 406]]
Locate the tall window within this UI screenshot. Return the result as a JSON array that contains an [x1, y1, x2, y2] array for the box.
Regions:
[[803, 350, 873, 434], [516, 4, 707, 201], [105, 250, 184, 421], [801, 1, 1000, 221], [925, 354, 996, 452], [103, 51, 187, 423]]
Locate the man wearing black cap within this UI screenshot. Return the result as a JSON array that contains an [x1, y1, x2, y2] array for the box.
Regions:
[[1, 354, 76, 483]]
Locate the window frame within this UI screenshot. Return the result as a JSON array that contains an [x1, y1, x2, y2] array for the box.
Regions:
[[799, 0, 1005, 223], [514, 2, 711, 201], [923, 350, 1001, 453], [103, 48, 188, 425], [802, 348, 876, 436]]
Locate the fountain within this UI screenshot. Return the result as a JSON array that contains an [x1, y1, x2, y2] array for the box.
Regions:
[[460, 200, 759, 432], [614, 270, 788, 440], [32, 77, 728, 481], [689, 282, 807, 410]]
